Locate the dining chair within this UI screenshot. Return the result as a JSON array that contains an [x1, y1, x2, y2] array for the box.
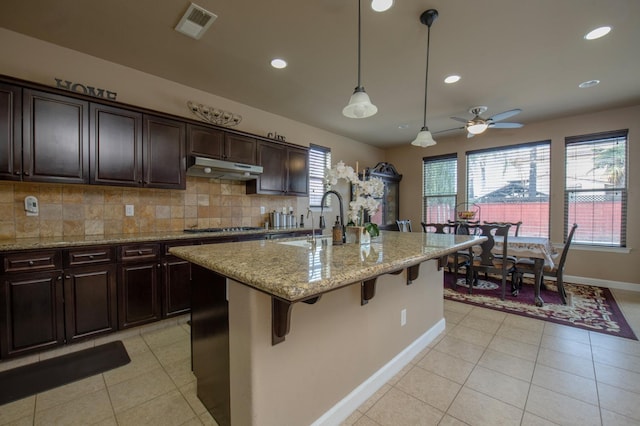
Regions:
[[465, 223, 516, 300], [396, 220, 412, 232], [421, 222, 469, 281], [514, 223, 578, 304], [421, 222, 456, 233], [483, 221, 522, 236]]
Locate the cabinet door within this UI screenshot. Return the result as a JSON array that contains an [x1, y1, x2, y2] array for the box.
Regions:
[[163, 256, 191, 317], [286, 146, 309, 196], [22, 89, 89, 183], [0, 82, 21, 181], [118, 261, 161, 329], [90, 103, 143, 186], [224, 133, 256, 164], [64, 264, 117, 342], [188, 124, 224, 159], [144, 114, 186, 189], [248, 141, 286, 194], [0, 271, 64, 358]]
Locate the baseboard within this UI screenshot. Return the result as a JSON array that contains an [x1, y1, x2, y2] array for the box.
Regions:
[[311, 318, 446, 426], [564, 275, 640, 292]]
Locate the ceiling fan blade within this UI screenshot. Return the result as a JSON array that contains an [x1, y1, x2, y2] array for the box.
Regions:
[[433, 126, 465, 135], [450, 116, 469, 124], [489, 108, 522, 122], [490, 122, 524, 129]]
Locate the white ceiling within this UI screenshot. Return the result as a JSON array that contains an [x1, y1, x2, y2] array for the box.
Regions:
[[1, 0, 638, 148]]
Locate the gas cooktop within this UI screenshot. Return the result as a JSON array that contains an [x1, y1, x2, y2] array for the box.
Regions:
[[183, 226, 264, 233]]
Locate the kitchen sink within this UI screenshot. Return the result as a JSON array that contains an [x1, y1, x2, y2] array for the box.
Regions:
[[277, 236, 331, 248]]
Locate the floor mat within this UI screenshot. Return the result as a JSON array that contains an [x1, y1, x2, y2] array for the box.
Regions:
[[0, 340, 130, 405], [444, 272, 637, 340]]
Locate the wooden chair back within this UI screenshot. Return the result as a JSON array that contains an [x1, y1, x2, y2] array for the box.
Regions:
[[421, 222, 455, 234], [396, 220, 412, 232]]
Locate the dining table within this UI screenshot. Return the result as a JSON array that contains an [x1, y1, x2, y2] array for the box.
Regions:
[[492, 235, 557, 306]]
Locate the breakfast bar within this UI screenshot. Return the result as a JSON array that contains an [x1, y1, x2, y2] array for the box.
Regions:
[[170, 231, 482, 426]]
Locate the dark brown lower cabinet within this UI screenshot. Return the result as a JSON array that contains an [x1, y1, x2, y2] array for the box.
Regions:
[[163, 256, 191, 317], [118, 244, 161, 329], [64, 264, 117, 342], [0, 271, 65, 358]]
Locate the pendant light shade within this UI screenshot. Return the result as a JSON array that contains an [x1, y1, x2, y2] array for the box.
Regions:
[[343, 0, 377, 119], [343, 87, 378, 118], [411, 9, 438, 147]]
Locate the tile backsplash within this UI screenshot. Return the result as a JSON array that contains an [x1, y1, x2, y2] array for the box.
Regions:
[[0, 177, 303, 239]]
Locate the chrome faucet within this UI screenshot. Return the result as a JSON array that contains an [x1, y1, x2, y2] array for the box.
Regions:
[[320, 190, 346, 243], [307, 207, 316, 245]]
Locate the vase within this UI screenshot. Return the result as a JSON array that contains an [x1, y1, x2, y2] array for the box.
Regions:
[[345, 226, 371, 245]]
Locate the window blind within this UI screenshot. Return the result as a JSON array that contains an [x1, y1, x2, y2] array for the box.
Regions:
[[308, 144, 331, 207], [565, 130, 627, 246], [423, 154, 457, 223], [466, 141, 551, 237]]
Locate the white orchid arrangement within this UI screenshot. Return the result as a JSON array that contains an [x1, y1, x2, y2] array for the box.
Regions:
[[326, 161, 385, 236]]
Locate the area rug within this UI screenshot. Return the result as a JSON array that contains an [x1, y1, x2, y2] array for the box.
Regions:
[[0, 341, 130, 406], [443, 272, 637, 340]]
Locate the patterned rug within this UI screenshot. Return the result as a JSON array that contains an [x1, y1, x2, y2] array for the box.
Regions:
[[443, 272, 637, 340]]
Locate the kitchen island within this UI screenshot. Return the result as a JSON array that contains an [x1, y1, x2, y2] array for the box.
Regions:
[[170, 231, 482, 426]]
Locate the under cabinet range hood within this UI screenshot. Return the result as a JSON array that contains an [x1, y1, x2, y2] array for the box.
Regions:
[[187, 157, 263, 180]]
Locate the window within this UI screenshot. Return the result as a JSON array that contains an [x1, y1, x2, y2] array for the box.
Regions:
[[467, 141, 551, 237], [565, 130, 627, 247], [423, 154, 457, 223], [308, 144, 331, 207]]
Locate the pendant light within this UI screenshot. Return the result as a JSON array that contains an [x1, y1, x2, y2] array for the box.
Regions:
[[343, 0, 378, 118], [411, 9, 439, 147]]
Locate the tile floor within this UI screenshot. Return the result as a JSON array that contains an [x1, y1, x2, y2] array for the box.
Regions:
[[0, 288, 639, 426]]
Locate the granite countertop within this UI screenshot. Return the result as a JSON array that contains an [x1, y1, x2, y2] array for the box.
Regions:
[[170, 231, 484, 302], [0, 227, 317, 251]]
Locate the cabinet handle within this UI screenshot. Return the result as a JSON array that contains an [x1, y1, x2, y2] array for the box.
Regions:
[[138, 250, 143, 255], [23, 171, 30, 176], [28, 260, 34, 266], [88, 255, 95, 260], [65, 275, 71, 279], [157, 263, 161, 268], [14, 171, 20, 175]]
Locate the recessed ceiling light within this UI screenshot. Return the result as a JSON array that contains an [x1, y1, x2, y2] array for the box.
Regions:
[[270, 58, 287, 69], [444, 75, 461, 84], [371, 0, 393, 12], [579, 79, 600, 88], [584, 26, 611, 40], [398, 123, 409, 129]]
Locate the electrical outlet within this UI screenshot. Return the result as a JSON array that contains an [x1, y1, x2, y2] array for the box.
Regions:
[[125, 204, 134, 217], [260, 206, 266, 214], [401, 309, 407, 326]]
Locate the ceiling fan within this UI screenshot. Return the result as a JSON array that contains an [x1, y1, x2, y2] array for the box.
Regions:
[[450, 106, 524, 138]]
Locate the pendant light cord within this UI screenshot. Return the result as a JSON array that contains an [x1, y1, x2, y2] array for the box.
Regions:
[[357, 0, 362, 88], [422, 24, 431, 128]]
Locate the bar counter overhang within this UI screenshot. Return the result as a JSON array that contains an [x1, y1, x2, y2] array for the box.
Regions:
[[170, 231, 483, 426]]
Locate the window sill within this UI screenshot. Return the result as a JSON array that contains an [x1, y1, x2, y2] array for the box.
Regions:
[[562, 244, 631, 254]]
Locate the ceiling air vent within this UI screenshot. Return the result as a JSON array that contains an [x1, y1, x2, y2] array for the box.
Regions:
[[175, 3, 217, 39]]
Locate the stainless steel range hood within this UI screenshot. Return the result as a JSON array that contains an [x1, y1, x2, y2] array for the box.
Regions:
[[187, 157, 263, 181]]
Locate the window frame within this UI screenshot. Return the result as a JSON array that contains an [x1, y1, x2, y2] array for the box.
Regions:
[[466, 140, 551, 238], [308, 144, 331, 207], [564, 129, 628, 247], [422, 153, 458, 224]]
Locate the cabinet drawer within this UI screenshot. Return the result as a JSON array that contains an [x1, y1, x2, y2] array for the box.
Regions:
[[119, 244, 159, 262], [65, 246, 115, 267], [2, 250, 61, 273]]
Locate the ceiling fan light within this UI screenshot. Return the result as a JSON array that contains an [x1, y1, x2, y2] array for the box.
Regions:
[[411, 127, 436, 147], [343, 87, 378, 118], [467, 122, 489, 134], [371, 0, 393, 12]]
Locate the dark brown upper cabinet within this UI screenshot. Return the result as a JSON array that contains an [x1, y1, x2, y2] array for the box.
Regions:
[[22, 89, 89, 184], [90, 103, 143, 187], [0, 82, 21, 181], [247, 141, 308, 196], [188, 124, 256, 165], [90, 106, 185, 189], [143, 114, 186, 189]]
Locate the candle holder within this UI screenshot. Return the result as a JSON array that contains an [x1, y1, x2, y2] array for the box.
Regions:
[[187, 101, 242, 127]]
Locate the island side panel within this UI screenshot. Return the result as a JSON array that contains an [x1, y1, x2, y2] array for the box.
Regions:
[[190, 264, 231, 426], [228, 261, 444, 426]]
